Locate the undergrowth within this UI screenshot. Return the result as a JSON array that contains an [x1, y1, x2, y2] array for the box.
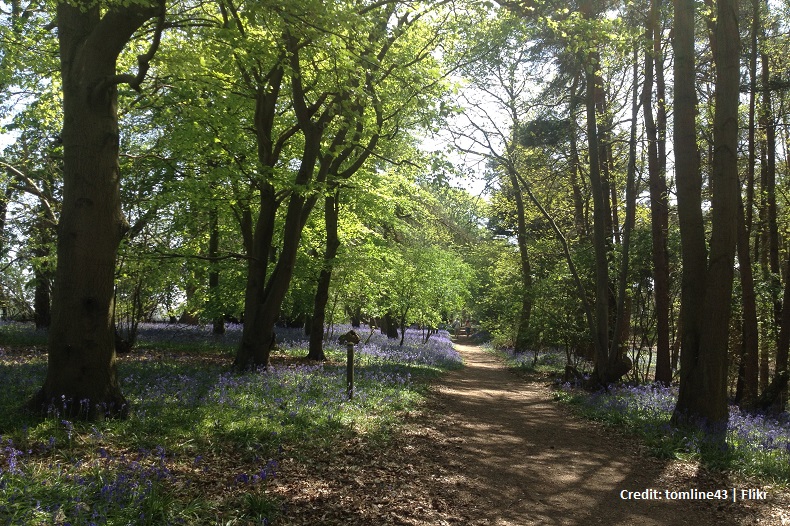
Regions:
[[0, 323, 461, 525], [490, 344, 790, 484]]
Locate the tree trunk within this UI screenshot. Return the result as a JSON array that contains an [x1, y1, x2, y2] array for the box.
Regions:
[[761, 45, 780, 394], [33, 1, 160, 419], [608, 48, 640, 379], [568, 73, 588, 239], [236, 110, 324, 369], [208, 205, 225, 335], [32, 209, 54, 329], [236, 186, 321, 368], [673, 0, 740, 429], [774, 251, 790, 411], [382, 311, 399, 339], [736, 196, 760, 406], [33, 265, 52, 330], [672, 0, 706, 423], [643, 0, 671, 385], [580, 0, 612, 386], [308, 192, 340, 361], [509, 171, 532, 352], [735, 0, 760, 406]]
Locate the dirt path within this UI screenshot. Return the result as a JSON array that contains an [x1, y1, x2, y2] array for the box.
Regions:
[[273, 342, 788, 525]]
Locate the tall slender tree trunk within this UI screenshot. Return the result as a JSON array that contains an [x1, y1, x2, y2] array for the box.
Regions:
[[308, 192, 341, 361], [760, 43, 780, 393], [609, 48, 640, 378], [0, 186, 11, 320], [737, 196, 760, 406], [579, 0, 614, 386], [509, 170, 532, 352], [774, 252, 790, 410], [568, 73, 588, 239], [32, 212, 53, 330], [208, 205, 225, 335], [643, 0, 671, 384], [735, 0, 760, 405], [32, 1, 161, 419]]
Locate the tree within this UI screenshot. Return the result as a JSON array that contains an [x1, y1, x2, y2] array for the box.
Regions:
[[641, 0, 672, 385], [672, 0, 740, 429], [31, 0, 165, 418]]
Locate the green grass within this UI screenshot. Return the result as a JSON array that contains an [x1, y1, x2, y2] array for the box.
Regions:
[[0, 325, 461, 524]]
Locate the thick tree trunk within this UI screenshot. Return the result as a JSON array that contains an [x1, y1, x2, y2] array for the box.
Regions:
[[673, 0, 739, 428], [672, 0, 706, 423], [308, 193, 340, 361], [237, 188, 320, 368], [236, 111, 323, 369], [348, 307, 362, 328], [33, 1, 159, 419], [382, 311, 399, 339]]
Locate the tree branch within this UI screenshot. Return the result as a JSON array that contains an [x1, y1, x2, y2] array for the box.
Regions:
[[94, 0, 166, 93]]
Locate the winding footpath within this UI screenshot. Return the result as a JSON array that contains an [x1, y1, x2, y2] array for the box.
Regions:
[[418, 342, 787, 526], [273, 342, 788, 525]]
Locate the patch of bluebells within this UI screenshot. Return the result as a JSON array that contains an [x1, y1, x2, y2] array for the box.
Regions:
[[134, 321, 243, 347], [235, 458, 278, 485], [729, 406, 790, 455], [0, 437, 184, 524], [500, 347, 573, 371], [562, 382, 790, 476], [0, 323, 459, 523]]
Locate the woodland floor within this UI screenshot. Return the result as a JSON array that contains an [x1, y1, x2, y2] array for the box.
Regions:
[[270, 341, 790, 526]]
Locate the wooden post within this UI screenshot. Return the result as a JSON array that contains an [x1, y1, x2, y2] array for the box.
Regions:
[[346, 342, 354, 400]]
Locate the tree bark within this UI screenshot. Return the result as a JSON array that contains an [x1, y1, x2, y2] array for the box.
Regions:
[[759, 41, 780, 393], [609, 48, 640, 379], [579, 0, 612, 386], [736, 196, 760, 406], [673, 0, 740, 428], [509, 170, 532, 352], [235, 38, 330, 369], [568, 73, 588, 239], [775, 251, 790, 411], [308, 192, 341, 361], [643, 0, 671, 385], [32, 0, 162, 419], [735, 0, 760, 406], [208, 205, 225, 335]]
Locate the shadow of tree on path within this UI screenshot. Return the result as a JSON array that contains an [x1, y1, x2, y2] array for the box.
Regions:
[[423, 344, 755, 526]]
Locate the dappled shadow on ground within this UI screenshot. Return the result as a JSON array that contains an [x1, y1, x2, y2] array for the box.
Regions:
[[418, 343, 776, 526], [271, 342, 786, 525]]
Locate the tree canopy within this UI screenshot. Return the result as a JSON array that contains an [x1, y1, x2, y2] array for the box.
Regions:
[[2, 0, 790, 430]]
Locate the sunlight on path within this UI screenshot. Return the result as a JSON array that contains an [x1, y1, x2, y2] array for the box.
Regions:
[[427, 342, 745, 526]]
